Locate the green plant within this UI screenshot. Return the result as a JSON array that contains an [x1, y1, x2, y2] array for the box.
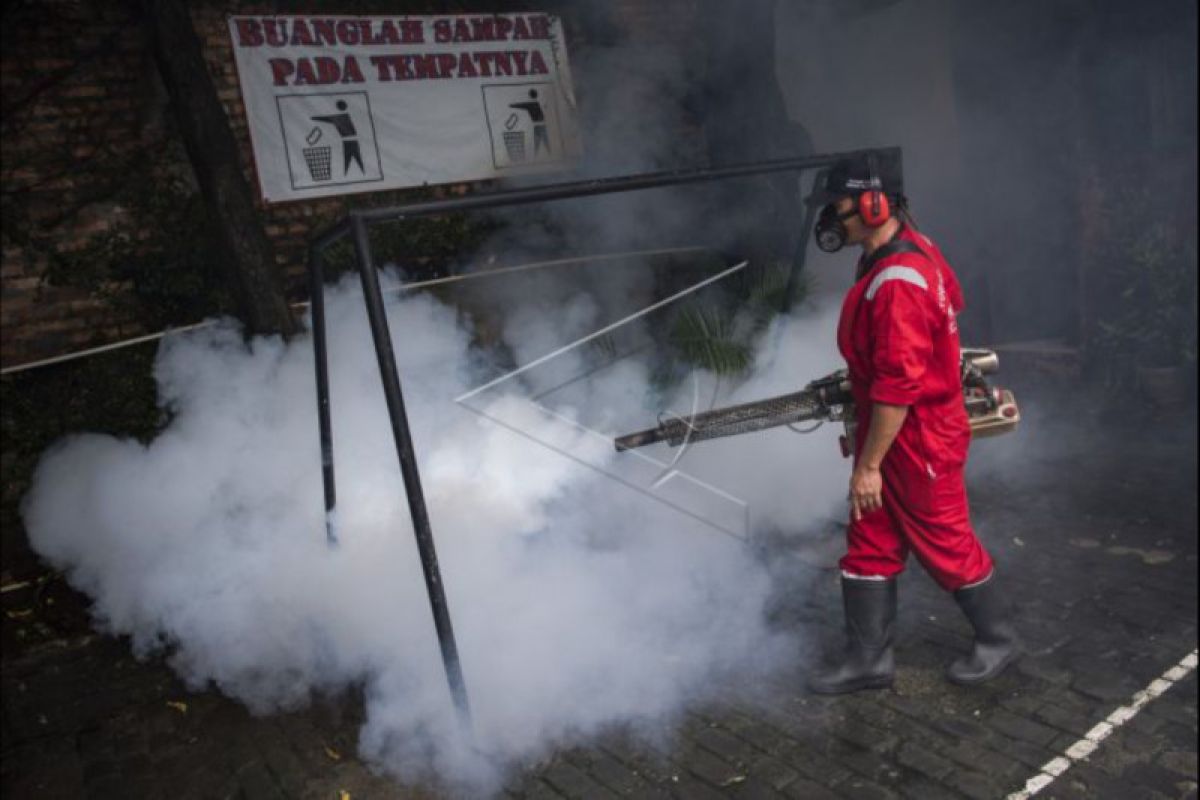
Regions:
[[37, 171, 236, 330], [1094, 219, 1197, 369], [654, 257, 809, 386]]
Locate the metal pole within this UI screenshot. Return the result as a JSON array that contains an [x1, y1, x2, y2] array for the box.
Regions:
[[350, 216, 472, 726], [308, 243, 337, 546], [781, 169, 825, 315], [312, 218, 351, 251], [355, 148, 898, 224]]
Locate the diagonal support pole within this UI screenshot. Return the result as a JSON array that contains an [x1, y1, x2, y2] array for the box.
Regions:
[[350, 215, 472, 727], [308, 242, 338, 547]]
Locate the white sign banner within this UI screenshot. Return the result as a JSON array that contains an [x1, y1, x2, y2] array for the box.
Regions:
[[227, 14, 581, 203]]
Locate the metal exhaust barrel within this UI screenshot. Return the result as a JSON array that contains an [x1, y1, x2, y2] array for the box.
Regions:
[[612, 349, 1014, 454], [614, 427, 667, 452], [962, 348, 999, 375]]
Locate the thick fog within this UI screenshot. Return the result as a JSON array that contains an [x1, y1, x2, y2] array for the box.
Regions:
[[23, 269, 847, 791]]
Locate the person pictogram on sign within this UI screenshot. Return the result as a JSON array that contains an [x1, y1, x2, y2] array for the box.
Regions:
[[508, 89, 550, 156], [311, 101, 364, 175]]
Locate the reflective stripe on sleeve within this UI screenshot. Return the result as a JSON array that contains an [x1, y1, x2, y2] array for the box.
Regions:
[[865, 266, 928, 301]]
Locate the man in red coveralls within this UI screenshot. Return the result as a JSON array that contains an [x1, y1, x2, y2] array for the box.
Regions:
[[806, 152, 1019, 694]]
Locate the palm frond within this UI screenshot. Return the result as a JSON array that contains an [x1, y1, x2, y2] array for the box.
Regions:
[[668, 304, 753, 375]]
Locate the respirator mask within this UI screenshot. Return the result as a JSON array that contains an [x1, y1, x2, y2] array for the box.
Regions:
[[813, 203, 859, 253]]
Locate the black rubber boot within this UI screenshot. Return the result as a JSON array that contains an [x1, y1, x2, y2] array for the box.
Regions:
[[947, 572, 1020, 685], [808, 577, 896, 695]]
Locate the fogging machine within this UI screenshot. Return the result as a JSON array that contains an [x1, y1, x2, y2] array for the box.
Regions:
[[614, 348, 1019, 456]]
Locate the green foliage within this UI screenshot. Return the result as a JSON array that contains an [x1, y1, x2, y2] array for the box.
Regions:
[[320, 204, 499, 287], [653, 258, 809, 387], [668, 304, 754, 374], [588, 330, 619, 361], [1091, 187, 1197, 370], [39, 172, 235, 330]]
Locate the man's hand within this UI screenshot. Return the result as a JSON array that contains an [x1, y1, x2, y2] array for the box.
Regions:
[[849, 464, 884, 521], [848, 401, 908, 521]]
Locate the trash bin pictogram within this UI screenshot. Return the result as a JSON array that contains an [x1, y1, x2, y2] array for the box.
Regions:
[[503, 131, 526, 163], [304, 146, 333, 181]]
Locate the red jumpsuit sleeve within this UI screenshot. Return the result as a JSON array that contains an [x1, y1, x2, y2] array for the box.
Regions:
[[866, 274, 933, 406]]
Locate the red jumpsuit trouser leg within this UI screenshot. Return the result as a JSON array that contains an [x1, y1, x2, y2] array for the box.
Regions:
[[840, 459, 993, 591]]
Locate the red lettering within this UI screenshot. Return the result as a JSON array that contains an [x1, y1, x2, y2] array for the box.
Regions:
[[369, 55, 396, 81], [294, 58, 317, 85], [409, 55, 426, 80], [513, 16, 531, 41], [530, 50, 548, 75], [312, 20, 337, 46], [314, 57, 340, 84], [471, 18, 495, 41], [290, 19, 314, 46], [269, 58, 294, 85], [335, 20, 360, 45], [530, 15, 551, 40], [433, 19, 451, 43], [493, 51, 512, 77], [376, 20, 400, 45], [398, 55, 418, 80], [264, 19, 286, 47], [400, 20, 424, 44], [234, 19, 263, 47], [410, 55, 434, 80], [511, 51, 528, 74], [358, 21, 377, 46], [341, 56, 364, 84], [472, 52, 492, 77], [456, 51, 478, 78], [494, 18, 513, 41], [452, 19, 472, 43], [436, 53, 457, 77]]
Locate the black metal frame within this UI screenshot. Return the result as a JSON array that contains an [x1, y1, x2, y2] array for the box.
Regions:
[[305, 147, 899, 727]]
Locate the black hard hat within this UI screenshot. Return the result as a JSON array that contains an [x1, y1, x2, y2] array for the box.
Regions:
[[806, 148, 904, 208]]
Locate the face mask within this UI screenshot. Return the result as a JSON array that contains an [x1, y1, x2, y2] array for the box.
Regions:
[[814, 203, 860, 253]]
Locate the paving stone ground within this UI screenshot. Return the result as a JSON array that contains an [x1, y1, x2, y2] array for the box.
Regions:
[[2, 375, 1197, 799]]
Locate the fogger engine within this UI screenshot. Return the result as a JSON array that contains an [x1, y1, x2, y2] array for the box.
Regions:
[[613, 348, 1019, 455]]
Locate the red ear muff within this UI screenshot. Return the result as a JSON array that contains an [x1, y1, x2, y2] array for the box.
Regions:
[[858, 190, 890, 227]]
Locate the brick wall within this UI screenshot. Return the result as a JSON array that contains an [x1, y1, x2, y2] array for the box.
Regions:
[[0, 0, 702, 369], [1, 2, 154, 366]]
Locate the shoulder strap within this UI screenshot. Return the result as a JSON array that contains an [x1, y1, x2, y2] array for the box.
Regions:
[[861, 239, 924, 275], [868, 239, 921, 271]]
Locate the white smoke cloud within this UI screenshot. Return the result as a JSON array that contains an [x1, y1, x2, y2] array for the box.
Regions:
[[22, 8, 860, 788], [22, 267, 849, 794]]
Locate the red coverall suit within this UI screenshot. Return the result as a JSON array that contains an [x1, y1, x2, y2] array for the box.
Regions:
[[835, 225, 993, 591]]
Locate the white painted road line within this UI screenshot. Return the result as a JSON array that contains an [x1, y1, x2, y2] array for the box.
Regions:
[[1006, 649, 1198, 800]]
